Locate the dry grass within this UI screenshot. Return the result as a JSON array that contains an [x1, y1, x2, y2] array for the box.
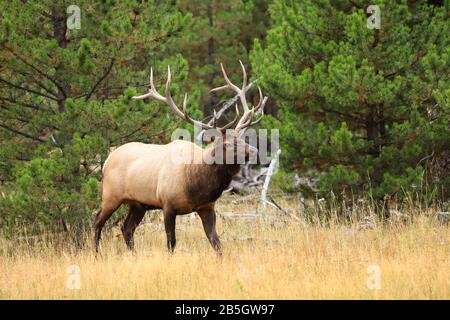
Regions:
[[0, 195, 448, 299]]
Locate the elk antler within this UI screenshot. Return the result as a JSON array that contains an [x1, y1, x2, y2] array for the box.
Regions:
[[132, 66, 239, 132], [210, 60, 267, 132]]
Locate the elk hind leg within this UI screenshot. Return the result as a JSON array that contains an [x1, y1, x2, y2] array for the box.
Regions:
[[122, 203, 146, 251], [94, 201, 121, 253]]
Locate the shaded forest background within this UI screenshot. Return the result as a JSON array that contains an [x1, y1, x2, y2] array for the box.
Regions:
[[0, 0, 448, 236]]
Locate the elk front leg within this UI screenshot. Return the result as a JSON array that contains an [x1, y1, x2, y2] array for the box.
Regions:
[[163, 209, 176, 253], [197, 208, 222, 255]]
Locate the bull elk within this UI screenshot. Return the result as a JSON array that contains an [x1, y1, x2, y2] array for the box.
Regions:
[[94, 61, 267, 254]]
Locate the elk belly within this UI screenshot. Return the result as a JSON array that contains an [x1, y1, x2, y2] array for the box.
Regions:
[[175, 304, 209, 318]]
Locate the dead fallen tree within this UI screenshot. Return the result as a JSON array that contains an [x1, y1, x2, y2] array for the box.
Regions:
[[219, 211, 257, 220]]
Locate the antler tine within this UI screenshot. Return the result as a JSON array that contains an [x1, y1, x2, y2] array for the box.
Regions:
[[181, 93, 208, 128], [219, 63, 240, 92], [212, 110, 218, 127], [212, 61, 268, 131], [239, 60, 247, 90], [251, 102, 266, 126], [246, 88, 266, 118], [149, 68, 155, 90], [164, 65, 187, 119], [259, 96, 268, 113], [247, 94, 267, 126], [235, 108, 255, 132], [217, 103, 240, 133], [165, 66, 213, 129], [210, 84, 229, 93], [235, 92, 267, 131], [253, 87, 264, 111], [210, 62, 251, 112], [132, 67, 166, 101], [182, 93, 188, 112]]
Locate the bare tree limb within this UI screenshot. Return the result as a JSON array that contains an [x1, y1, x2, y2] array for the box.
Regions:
[[0, 77, 59, 101], [0, 123, 46, 142], [4, 45, 69, 98], [0, 96, 43, 111], [86, 58, 115, 100]]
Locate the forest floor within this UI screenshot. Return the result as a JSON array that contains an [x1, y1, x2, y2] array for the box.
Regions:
[[0, 194, 449, 299]]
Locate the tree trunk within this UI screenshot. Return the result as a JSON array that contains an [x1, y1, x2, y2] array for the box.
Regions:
[[206, 0, 218, 115], [51, 6, 70, 112]]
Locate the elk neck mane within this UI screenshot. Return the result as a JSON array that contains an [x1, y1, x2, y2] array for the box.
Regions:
[[183, 144, 240, 205]]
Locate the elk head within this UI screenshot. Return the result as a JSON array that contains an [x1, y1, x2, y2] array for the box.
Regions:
[[132, 61, 267, 165]]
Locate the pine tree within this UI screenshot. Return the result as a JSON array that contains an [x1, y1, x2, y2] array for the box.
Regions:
[[251, 0, 449, 201], [0, 0, 195, 235], [178, 0, 269, 118]]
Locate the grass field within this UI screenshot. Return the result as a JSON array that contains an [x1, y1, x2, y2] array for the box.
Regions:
[[0, 195, 448, 299]]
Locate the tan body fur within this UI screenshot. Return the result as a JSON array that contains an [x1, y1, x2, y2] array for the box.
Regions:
[[102, 140, 200, 214], [95, 138, 242, 254]]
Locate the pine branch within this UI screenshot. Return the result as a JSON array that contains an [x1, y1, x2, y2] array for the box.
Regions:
[[86, 58, 115, 100], [0, 77, 59, 101], [0, 123, 46, 142]]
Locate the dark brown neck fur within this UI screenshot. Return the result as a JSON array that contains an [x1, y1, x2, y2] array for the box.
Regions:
[[184, 147, 240, 207]]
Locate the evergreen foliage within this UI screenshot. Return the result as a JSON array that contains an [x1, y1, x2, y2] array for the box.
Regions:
[[251, 0, 449, 200], [0, 0, 448, 235]]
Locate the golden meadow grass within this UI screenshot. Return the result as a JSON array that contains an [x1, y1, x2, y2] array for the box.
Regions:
[[0, 194, 448, 299]]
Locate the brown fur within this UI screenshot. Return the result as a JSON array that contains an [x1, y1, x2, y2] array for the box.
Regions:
[[94, 134, 252, 254]]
